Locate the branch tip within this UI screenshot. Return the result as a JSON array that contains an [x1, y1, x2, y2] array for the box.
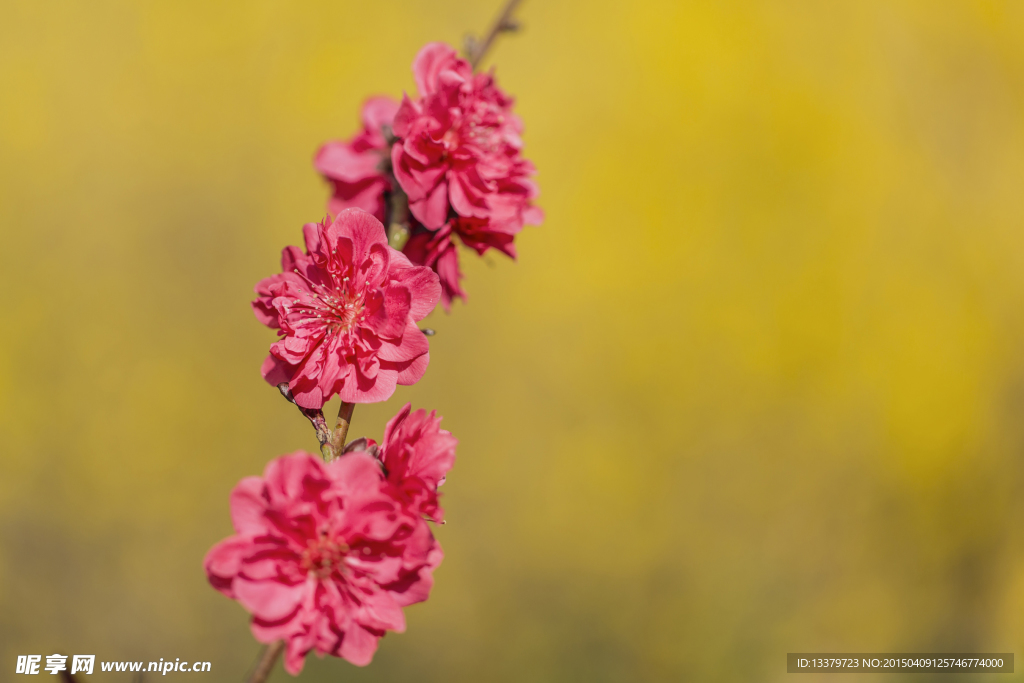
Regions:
[[277, 383, 331, 450], [468, 0, 526, 69]]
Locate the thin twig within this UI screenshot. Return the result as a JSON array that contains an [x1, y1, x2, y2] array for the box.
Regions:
[[328, 402, 355, 461], [277, 385, 355, 462], [277, 383, 333, 460], [468, 0, 524, 70], [248, 641, 285, 683]]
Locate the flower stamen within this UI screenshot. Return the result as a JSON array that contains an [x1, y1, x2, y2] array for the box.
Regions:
[[300, 534, 350, 580]]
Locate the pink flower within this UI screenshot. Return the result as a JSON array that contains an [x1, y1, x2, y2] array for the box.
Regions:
[[403, 215, 517, 308], [315, 97, 399, 222], [403, 224, 464, 307], [205, 451, 443, 673], [391, 42, 543, 233], [253, 208, 441, 408], [378, 403, 457, 523]]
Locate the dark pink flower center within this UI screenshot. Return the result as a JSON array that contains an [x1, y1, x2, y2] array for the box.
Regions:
[[300, 534, 350, 580], [289, 271, 367, 337], [444, 102, 505, 156]]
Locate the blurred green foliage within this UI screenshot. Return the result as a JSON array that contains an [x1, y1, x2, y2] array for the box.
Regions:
[[3, 1, 1024, 681]]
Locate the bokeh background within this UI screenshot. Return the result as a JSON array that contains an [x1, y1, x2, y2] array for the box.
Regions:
[[3, 1, 1024, 681]]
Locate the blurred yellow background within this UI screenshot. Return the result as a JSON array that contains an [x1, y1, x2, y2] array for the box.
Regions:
[[3, 0, 1024, 680]]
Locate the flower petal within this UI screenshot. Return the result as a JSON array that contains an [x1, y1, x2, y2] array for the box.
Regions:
[[235, 577, 307, 623]]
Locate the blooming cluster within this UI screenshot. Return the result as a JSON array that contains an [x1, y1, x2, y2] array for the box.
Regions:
[[209, 28, 534, 678], [205, 443, 450, 673], [315, 97, 398, 223], [253, 209, 440, 408], [361, 403, 458, 524], [315, 42, 542, 306]]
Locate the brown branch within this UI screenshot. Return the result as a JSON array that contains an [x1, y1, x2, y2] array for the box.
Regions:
[[248, 641, 285, 683], [467, 0, 524, 70], [328, 401, 355, 461], [277, 385, 356, 462], [387, 184, 410, 250], [277, 383, 333, 460], [378, 124, 411, 249]]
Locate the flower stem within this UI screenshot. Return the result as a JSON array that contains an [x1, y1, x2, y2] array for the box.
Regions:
[[248, 641, 284, 683], [468, 0, 524, 70], [328, 401, 355, 461], [387, 185, 410, 250]]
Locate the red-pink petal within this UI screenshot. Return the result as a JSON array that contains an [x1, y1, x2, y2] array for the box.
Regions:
[[395, 352, 429, 386], [412, 42, 458, 96], [338, 624, 380, 667], [409, 178, 449, 229], [377, 320, 430, 363], [229, 477, 269, 534], [203, 536, 252, 598], [235, 577, 306, 623]]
